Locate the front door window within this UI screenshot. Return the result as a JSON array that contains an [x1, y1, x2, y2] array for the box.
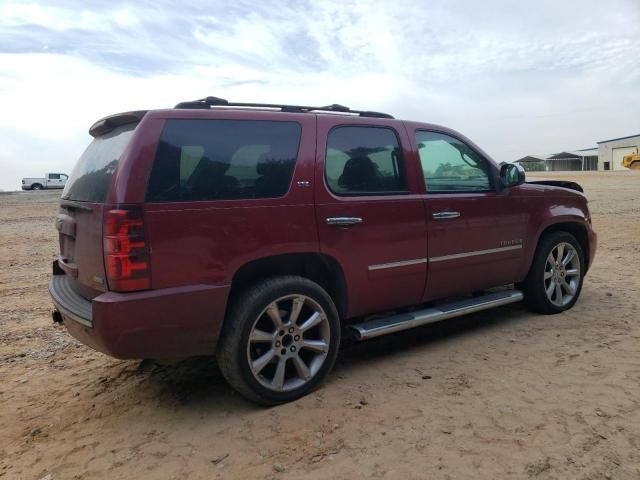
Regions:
[[416, 131, 492, 193]]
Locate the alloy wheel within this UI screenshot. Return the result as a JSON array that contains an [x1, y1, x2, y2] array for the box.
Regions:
[[544, 242, 581, 307], [246, 295, 331, 392]]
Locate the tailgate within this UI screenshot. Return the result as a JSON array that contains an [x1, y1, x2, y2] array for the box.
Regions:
[[56, 201, 107, 300], [55, 118, 140, 299]]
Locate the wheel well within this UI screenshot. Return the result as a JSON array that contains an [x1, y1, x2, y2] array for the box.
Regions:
[[539, 222, 590, 268], [228, 253, 348, 319]]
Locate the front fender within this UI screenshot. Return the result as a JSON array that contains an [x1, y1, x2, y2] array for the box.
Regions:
[[519, 204, 594, 281]]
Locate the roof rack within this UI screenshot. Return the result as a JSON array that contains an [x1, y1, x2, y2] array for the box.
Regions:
[[174, 96, 394, 119]]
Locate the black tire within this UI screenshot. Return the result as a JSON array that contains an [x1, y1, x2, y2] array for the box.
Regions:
[[216, 276, 340, 405], [520, 231, 585, 314], [31, 184, 43, 190]]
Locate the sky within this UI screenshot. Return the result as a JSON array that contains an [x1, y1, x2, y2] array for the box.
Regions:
[[1, 0, 639, 191]]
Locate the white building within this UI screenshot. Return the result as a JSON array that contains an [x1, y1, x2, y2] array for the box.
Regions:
[[597, 134, 640, 171]]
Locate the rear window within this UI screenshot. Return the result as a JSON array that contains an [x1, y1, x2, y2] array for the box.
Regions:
[[62, 123, 136, 202], [146, 119, 301, 202]]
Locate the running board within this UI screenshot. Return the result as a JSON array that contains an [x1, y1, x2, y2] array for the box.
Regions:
[[350, 290, 524, 341]]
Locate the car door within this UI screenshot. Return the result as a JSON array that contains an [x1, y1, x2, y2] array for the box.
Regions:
[[410, 128, 528, 301], [48, 173, 61, 188], [315, 116, 427, 318]]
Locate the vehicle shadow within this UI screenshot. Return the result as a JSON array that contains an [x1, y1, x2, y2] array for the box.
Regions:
[[335, 302, 529, 371], [135, 302, 529, 409]]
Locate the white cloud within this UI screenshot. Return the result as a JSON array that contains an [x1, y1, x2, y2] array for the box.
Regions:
[[0, 0, 638, 190], [1, 4, 105, 32], [111, 9, 139, 28]]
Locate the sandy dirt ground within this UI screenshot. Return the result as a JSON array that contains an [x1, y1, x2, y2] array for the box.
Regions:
[[1, 171, 639, 480]]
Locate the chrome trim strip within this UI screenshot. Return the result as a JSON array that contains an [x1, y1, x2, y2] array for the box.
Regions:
[[429, 244, 522, 263], [368, 258, 428, 271]]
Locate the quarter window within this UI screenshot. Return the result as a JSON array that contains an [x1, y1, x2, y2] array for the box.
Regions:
[[325, 126, 407, 195], [416, 131, 492, 193], [146, 120, 301, 202]]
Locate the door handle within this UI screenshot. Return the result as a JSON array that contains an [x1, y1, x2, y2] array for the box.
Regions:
[[432, 211, 461, 220], [326, 217, 363, 226]]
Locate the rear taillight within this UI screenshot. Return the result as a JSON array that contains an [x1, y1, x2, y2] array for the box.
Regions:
[[103, 206, 150, 291]]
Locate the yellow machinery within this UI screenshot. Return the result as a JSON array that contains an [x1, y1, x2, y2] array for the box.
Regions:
[[622, 151, 640, 169]]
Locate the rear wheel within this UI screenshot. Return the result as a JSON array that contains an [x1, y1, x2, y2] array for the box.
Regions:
[[216, 276, 340, 405], [521, 232, 584, 314], [31, 184, 43, 190]]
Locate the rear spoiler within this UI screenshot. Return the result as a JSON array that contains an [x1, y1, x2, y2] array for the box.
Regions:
[[89, 111, 148, 137]]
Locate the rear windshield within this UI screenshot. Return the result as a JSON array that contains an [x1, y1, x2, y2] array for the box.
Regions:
[[61, 123, 136, 202], [146, 119, 301, 202]]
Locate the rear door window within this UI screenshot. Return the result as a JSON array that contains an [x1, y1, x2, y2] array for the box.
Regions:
[[62, 123, 136, 202], [325, 126, 407, 195], [146, 119, 301, 202]]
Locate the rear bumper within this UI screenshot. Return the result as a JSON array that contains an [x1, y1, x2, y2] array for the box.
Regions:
[[49, 274, 93, 327], [49, 269, 230, 359], [21, 186, 31, 190]]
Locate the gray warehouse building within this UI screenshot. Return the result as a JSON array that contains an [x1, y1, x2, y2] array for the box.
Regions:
[[597, 134, 640, 171], [515, 133, 640, 172], [515, 148, 598, 172]]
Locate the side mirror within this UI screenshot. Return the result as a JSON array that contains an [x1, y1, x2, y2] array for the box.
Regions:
[[500, 163, 526, 188]]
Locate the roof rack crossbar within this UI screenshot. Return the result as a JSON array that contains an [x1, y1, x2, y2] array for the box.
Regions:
[[174, 97, 394, 119]]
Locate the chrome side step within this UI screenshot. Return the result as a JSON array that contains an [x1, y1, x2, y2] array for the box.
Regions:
[[350, 290, 524, 341]]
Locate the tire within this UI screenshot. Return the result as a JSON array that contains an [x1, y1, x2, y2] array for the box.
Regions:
[[216, 276, 340, 405], [630, 161, 640, 170], [521, 232, 585, 314], [31, 184, 43, 190]]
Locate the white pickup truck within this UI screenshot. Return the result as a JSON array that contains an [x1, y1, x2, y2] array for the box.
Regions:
[[22, 173, 68, 190]]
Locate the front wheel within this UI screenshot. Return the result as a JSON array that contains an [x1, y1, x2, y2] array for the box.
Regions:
[[521, 232, 585, 314], [216, 276, 340, 405]]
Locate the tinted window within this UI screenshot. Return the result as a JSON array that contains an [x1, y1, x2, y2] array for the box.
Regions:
[[49, 173, 60, 179], [62, 123, 136, 202], [416, 131, 492, 193], [146, 120, 301, 202], [325, 126, 407, 195]]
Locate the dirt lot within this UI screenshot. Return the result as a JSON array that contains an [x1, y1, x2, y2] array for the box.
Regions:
[[1, 171, 639, 480]]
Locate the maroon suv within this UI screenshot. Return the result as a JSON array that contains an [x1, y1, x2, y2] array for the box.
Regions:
[[49, 97, 597, 404]]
